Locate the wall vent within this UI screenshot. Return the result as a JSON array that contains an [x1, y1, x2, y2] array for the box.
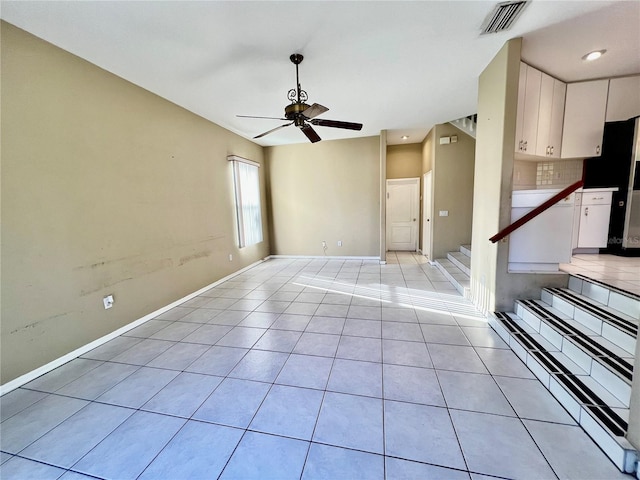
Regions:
[[481, 1, 528, 34]]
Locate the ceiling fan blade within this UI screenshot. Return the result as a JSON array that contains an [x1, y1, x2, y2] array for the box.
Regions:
[[309, 119, 363, 131], [301, 103, 329, 119], [254, 122, 294, 139], [237, 115, 288, 120], [300, 124, 321, 143]]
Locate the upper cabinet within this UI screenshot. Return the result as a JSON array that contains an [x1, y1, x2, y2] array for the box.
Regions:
[[515, 63, 541, 154], [515, 63, 566, 158], [535, 72, 566, 158], [560, 79, 609, 159], [606, 76, 640, 122]]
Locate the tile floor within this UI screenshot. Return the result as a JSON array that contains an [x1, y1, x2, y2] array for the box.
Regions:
[[0, 253, 632, 479], [561, 253, 640, 296]]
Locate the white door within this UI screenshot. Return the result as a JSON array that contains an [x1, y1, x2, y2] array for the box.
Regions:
[[422, 171, 432, 258], [386, 178, 420, 251]]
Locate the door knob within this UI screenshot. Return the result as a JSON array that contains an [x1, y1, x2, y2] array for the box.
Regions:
[[413, 218, 416, 222]]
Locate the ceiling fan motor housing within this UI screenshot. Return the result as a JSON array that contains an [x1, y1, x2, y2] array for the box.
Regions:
[[285, 102, 311, 126]]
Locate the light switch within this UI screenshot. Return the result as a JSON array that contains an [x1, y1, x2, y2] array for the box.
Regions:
[[439, 210, 449, 216]]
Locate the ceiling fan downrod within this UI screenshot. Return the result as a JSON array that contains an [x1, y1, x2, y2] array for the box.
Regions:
[[287, 53, 307, 106]]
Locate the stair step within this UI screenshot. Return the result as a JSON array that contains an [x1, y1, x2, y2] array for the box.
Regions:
[[433, 258, 470, 296], [543, 287, 637, 355], [447, 251, 471, 276], [460, 244, 471, 257], [569, 274, 640, 320], [490, 312, 637, 473], [515, 299, 633, 405]]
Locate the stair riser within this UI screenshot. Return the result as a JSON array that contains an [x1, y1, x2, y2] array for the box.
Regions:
[[434, 261, 469, 297], [542, 289, 637, 355], [491, 314, 637, 473], [569, 276, 640, 319], [460, 245, 471, 257], [514, 303, 632, 406], [446, 253, 471, 276]]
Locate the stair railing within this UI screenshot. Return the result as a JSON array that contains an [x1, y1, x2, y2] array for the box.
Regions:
[[489, 180, 584, 243]]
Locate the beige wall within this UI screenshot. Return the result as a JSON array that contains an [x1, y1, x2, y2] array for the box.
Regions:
[[422, 130, 434, 174], [1, 23, 270, 383], [386, 144, 422, 179], [265, 136, 380, 257], [431, 125, 475, 259], [470, 38, 567, 314]]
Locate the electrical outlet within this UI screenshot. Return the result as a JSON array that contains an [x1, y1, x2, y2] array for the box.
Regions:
[[322, 241, 327, 248], [337, 240, 342, 247], [103, 294, 114, 310], [229, 254, 233, 261]]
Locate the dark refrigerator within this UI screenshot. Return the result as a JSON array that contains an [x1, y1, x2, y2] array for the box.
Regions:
[[583, 116, 640, 255]]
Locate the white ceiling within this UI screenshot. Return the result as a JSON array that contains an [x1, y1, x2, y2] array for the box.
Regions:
[[2, 1, 638, 146]]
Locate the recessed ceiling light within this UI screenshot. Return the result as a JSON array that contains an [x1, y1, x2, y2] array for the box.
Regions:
[[401, 135, 409, 140], [582, 49, 606, 61]]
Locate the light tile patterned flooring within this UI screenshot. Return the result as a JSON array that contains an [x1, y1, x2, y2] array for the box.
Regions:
[[561, 253, 640, 296], [0, 253, 631, 479]]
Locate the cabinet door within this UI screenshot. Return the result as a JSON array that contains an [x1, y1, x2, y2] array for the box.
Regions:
[[561, 80, 609, 159], [515, 62, 527, 153], [521, 66, 541, 154], [535, 73, 554, 156], [515, 63, 541, 154], [547, 79, 566, 158], [577, 204, 610, 248], [606, 76, 640, 122]]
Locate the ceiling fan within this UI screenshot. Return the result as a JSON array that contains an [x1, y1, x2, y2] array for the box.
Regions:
[[237, 53, 363, 143]]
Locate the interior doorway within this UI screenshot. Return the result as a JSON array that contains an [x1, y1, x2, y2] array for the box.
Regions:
[[422, 171, 433, 259], [386, 177, 420, 251]]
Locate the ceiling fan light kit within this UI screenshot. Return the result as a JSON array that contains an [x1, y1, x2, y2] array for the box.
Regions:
[[238, 53, 363, 143]]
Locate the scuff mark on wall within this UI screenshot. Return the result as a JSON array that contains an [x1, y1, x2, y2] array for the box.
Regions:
[[9, 312, 70, 335], [179, 250, 211, 266]]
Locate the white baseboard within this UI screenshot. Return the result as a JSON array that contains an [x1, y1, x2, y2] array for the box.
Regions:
[[0, 259, 266, 396], [268, 255, 380, 261]]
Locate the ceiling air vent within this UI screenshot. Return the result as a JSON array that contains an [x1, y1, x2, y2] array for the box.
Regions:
[[481, 1, 528, 34]]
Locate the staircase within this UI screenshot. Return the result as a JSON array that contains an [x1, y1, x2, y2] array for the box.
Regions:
[[490, 274, 639, 473], [434, 245, 471, 297]]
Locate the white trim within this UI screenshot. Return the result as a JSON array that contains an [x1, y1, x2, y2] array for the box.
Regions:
[[0, 259, 266, 396], [268, 255, 380, 261], [227, 155, 260, 168]]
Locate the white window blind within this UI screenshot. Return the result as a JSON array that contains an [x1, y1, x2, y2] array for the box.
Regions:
[[229, 156, 263, 248]]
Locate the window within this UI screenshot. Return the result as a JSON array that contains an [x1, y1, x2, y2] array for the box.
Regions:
[[228, 155, 263, 248]]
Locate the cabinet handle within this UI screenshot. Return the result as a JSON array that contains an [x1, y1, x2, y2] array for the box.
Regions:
[[585, 207, 589, 217], [596, 145, 601, 155]]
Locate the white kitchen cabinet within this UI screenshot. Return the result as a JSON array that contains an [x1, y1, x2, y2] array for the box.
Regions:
[[576, 190, 613, 249], [606, 75, 640, 122], [515, 63, 541, 155], [535, 72, 566, 158], [561, 79, 609, 159]]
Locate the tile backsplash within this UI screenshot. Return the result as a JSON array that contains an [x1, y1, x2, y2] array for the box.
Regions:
[[513, 159, 583, 190]]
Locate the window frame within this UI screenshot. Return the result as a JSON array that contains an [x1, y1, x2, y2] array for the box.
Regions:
[[228, 155, 263, 248]]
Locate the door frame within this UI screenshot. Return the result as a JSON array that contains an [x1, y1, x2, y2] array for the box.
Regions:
[[385, 177, 420, 252], [422, 171, 433, 259]]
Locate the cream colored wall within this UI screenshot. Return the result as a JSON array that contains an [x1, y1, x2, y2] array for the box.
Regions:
[[1, 22, 270, 384], [471, 38, 567, 314], [422, 130, 434, 174], [431, 125, 475, 259], [265, 136, 380, 257], [386, 144, 422, 179]]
